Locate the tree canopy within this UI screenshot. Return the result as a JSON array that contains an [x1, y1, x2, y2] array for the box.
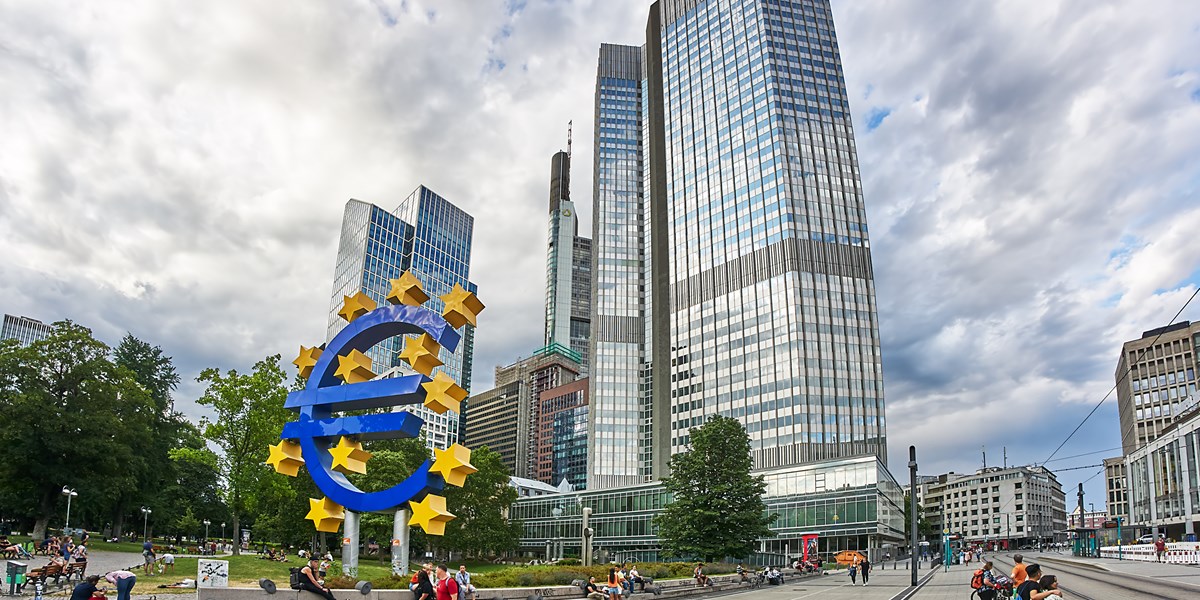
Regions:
[[655, 415, 776, 561], [196, 354, 292, 554]]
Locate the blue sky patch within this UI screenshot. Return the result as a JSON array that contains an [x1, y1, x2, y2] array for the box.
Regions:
[[866, 107, 891, 131]]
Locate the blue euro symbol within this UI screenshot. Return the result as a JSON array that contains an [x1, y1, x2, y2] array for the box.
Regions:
[[281, 304, 460, 512]]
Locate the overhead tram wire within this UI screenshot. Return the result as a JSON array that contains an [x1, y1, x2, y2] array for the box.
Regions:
[[1040, 446, 1123, 464], [1039, 286, 1200, 466]]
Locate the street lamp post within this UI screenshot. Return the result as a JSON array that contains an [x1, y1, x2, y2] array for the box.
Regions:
[[61, 487, 78, 532], [908, 446, 919, 587], [203, 519, 211, 545], [221, 522, 226, 544], [140, 507, 152, 540]]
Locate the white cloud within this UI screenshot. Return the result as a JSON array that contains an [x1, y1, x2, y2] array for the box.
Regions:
[[2, 0, 1198, 505]]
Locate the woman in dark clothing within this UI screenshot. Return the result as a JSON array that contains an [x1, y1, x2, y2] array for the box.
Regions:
[[414, 567, 436, 600], [70, 576, 101, 600]]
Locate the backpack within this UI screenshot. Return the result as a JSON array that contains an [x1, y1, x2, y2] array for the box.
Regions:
[[970, 569, 984, 590], [289, 567, 303, 590]]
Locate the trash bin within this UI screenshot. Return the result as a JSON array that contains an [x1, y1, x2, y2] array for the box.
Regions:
[[6, 561, 27, 595]]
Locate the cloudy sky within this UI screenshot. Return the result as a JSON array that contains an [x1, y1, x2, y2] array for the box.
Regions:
[[3, 0, 1198, 504]]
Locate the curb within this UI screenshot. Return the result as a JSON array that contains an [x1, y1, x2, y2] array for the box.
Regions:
[[886, 567, 939, 600]]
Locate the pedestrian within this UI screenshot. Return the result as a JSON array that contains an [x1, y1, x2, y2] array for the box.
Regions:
[[455, 565, 474, 600], [1038, 575, 1062, 598], [1010, 554, 1027, 587], [141, 539, 155, 574], [848, 562, 857, 586], [413, 567, 435, 600], [161, 552, 175, 574], [1154, 537, 1167, 562], [435, 565, 459, 600], [1015, 564, 1060, 600], [105, 570, 137, 600], [299, 557, 336, 600], [607, 567, 622, 600], [69, 575, 101, 600], [860, 556, 871, 586]]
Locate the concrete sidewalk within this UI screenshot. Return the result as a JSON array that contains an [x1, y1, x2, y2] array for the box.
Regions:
[[907, 564, 977, 600]]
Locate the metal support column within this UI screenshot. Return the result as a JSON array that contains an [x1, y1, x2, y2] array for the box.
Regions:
[[582, 507, 593, 566], [392, 508, 410, 576], [342, 510, 360, 578]]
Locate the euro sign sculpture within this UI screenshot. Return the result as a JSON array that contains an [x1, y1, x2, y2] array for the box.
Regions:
[[268, 271, 484, 536]]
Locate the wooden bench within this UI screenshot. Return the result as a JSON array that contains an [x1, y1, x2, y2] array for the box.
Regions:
[[65, 561, 88, 581], [28, 562, 65, 587]]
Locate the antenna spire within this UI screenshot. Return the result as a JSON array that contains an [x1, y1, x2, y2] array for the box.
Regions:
[[567, 120, 573, 158]]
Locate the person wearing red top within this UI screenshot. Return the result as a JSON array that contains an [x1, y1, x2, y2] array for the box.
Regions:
[[434, 565, 459, 600]]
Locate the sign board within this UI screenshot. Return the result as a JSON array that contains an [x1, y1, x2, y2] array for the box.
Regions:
[[198, 560, 229, 588]]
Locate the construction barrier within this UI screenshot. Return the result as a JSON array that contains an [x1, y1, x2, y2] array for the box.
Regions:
[[1098, 542, 1200, 564]]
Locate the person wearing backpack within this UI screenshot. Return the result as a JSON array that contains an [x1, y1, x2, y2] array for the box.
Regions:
[[299, 558, 336, 600], [848, 561, 858, 586], [970, 561, 999, 600]]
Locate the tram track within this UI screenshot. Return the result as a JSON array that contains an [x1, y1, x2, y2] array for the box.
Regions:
[[990, 553, 1198, 600]]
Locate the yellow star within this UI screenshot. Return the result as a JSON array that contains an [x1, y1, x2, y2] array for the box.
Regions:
[[328, 436, 372, 475], [334, 349, 375, 384], [421, 372, 466, 415], [293, 345, 323, 379], [265, 440, 304, 477], [305, 497, 346, 533], [440, 284, 485, 329], [338, 291, 377, 323], [387, 271, 430, 306], [399, 333, 443, 377], [408, 494, 455, 536], [430, 443, 477, 487]]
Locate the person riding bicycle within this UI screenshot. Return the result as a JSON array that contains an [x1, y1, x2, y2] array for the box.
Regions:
[[971, 561, 1000, 600]]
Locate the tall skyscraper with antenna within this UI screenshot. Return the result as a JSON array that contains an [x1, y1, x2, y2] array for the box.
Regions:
[[545, 123, 593, 372]]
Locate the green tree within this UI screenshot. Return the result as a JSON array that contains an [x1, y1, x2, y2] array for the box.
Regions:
[[441, 445, 521, 557], [0, 322, 157, 540], [111, 334, 186, 539], [174, 507, 201, 540], [654, 415, 775, 561], [903, 494, 935, 540], [196, 355, 291, 555], [113, 334, 180, 413]]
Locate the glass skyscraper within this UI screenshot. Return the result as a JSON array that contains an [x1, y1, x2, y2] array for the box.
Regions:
[[327, 186, 477, 450], [545, 148, 593, 372], [589, 0, 886, 485]]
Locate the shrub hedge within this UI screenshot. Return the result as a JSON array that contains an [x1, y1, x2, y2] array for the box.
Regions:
[[464, 562, 737, 589]]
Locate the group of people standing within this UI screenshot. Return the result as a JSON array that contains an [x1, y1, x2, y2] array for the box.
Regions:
[[847, 554, 871, 586], [976, 555, 1063, 600], [401, 563, 476, 600]]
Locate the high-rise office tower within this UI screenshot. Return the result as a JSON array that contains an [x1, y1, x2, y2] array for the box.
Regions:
[[1114, 321, 1199, 453], [589, 0, 886, 486], [327, 186, 477, 450], [1, 314, 52, 346], [545, 142, 594, 372]]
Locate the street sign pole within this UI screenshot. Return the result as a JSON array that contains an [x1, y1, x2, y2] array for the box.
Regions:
[[908, 446, 918, 586], [943, 529, 950, 572]]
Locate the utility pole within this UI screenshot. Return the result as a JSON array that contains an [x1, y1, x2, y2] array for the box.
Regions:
[[909, 446, 919, 586]]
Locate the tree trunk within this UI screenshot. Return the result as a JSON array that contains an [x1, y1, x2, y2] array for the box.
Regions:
[[113, 512, 125, 541], [33, 492, 54, 541], [32, 517, 48, 542], [231, 513, 240, 556]]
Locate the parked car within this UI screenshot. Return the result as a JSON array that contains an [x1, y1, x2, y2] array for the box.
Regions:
[[1137, 534, 1156, 544]]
